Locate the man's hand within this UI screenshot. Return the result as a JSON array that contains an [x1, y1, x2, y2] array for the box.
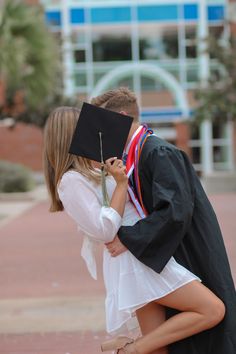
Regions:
[[105, 236, 127, 257]]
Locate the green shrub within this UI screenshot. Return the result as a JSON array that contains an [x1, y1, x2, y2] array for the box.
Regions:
[[0, 160, 35, 193]]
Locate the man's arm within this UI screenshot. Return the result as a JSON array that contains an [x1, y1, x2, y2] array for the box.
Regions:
[[118, 145, 195, 273]]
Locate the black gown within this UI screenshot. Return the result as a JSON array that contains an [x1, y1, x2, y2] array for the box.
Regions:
[[118, 135, 236, 354]]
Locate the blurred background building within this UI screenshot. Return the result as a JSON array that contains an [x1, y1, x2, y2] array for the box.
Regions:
[[1, 0, 236, 187], [41, 0, 236, 176]]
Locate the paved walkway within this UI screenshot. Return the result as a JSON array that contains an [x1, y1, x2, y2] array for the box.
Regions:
[[0, 189, 235, 354], [0, 189, 110, 354]]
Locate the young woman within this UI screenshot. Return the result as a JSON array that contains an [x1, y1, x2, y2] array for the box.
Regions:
[[43, 106, 225, 354]]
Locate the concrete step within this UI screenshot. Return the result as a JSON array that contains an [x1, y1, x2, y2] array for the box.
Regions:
[[201, 172, 236, 194], [0, 296, 105, 334]]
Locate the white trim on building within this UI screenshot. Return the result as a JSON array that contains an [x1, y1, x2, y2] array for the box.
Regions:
[[41, 0, 234, 174]]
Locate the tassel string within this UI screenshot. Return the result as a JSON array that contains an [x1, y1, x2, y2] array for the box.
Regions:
[[99, 132, 110, 207]]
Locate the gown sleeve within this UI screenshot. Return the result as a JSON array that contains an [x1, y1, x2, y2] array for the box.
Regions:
[[58, 172, 122, 243], [118, 145, 195, 273]]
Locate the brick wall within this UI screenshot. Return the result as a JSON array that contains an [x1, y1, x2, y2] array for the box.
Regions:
[[0, 123, 43, 171], [234, 121, 236, 167], [0, 81, 5, 106], [140, 90, 197, 108], [24, 0, 39, 4], [175, 122, 191, 157], [141, 90, 174, 107], [229, 0, 236, 35]]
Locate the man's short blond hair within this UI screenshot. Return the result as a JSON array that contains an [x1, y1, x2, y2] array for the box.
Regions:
[[91, 87, 139, 122]]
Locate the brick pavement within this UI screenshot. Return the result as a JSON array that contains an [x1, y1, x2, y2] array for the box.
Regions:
[[0, 332, 109, 354], [0, 194, 235, 354], [0, 200, 109, 354]]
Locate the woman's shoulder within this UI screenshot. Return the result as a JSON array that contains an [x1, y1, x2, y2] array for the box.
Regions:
[[60, 169, 83, 182], [61, 169, 81, 180], [58, 170, 91, 193]]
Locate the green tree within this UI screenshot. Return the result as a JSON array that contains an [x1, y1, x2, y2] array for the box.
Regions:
[[16, 93, 81, 128], [195, 33, 236, 123], [0, 0, 60, 120]]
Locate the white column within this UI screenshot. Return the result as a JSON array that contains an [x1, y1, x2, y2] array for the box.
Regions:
[[61, 0, 74, 97], [226, 119, 234, 170], [198, 0, 213, 175], [200, 120, 213, 174], [227, 1, 236, 24], [131, 2, 141, 106], [84, 5, 94, 99], [223, 1, 234, 171], [178, 3, 187, 88]]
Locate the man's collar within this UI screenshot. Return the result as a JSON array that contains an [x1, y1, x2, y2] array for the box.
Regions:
[[125, 125, 143, 154]]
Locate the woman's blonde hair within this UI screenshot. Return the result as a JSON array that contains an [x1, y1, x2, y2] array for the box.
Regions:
[[43, 106, 100, 212]]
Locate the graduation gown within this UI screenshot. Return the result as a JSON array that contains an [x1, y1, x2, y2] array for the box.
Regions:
[[118, 135, 236, 354]]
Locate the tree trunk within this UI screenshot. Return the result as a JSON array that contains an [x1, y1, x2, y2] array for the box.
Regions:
[[0, 79, 5, 107]]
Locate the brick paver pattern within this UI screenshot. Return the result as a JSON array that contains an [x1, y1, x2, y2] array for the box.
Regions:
[[0, 194, 235, 354]]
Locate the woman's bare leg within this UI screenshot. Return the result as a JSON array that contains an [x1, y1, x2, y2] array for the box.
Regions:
[[129, 281, 225, 354], [136, 302, 168, 354]]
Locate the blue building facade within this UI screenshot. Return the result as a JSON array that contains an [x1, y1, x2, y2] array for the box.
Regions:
[[41, 0, 235, 174]]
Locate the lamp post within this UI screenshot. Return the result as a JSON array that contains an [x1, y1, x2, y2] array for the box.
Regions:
[[61, 0, 74, 97], [228, 1, 236, 23]]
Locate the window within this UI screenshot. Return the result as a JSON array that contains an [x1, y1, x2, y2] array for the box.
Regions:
[[141, 76, 165, 91], [93, 35, 132, 61], [109, 76, 134, 90], [74, 71, 87, 87], [189, 121, 232, 172], [189, 123, 201, 172], [191, 147, 201, 164], [71, 30, 86, 46], [94, 72, 106, 85], [74, 49, 86, 63], [139, 25, 178, 60], [213, 146, 228, 164], [71, 30, 87, 63], [186, 65, 198, 83], [212, 121, 230, 169], [92, 25, 132, 62], [185, 26, 197, 58], [209, 26, 225, 59]]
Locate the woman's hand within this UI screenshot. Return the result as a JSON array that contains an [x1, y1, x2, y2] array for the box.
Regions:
[[105, 157, 128, 185], [105, 235, 127, 256]]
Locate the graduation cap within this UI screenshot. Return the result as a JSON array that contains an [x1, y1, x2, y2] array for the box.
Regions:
[[69, 102, 133, 206]]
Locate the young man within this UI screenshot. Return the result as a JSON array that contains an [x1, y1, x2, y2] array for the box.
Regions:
[[91, 88, 236, 354]]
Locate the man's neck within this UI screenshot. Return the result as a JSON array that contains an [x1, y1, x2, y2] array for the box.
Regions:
[[127, 123, 141, 144], [125, 123, 142, 153]]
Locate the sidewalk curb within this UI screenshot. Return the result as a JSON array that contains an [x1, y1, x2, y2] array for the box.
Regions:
[[0, 185, 48, 228], [0, 184, 48, 202], [0, 296, 106, 334], [0, 192, 36, 202]]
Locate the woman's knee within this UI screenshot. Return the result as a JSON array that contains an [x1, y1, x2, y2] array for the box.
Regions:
[[202, 298, 225, 328]]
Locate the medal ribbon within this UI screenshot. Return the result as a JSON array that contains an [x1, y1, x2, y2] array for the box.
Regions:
[[126, 125, 153, 218]]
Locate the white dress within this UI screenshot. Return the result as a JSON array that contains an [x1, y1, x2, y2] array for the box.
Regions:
[[58, 170, 200, 334]]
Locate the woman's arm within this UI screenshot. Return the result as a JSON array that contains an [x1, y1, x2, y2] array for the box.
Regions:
[[106, 157, 128, 218], [58, 172, 122, 243], [110, 181, 128, 217], [58, 159, 128, 244]]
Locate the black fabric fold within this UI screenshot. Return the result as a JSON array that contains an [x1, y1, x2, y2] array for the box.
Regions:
[[118, 135, 236, 354]]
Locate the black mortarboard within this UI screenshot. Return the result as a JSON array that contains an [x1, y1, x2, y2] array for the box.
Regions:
[[69, 102, 133, 162], [69, 102, 133, 206]]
